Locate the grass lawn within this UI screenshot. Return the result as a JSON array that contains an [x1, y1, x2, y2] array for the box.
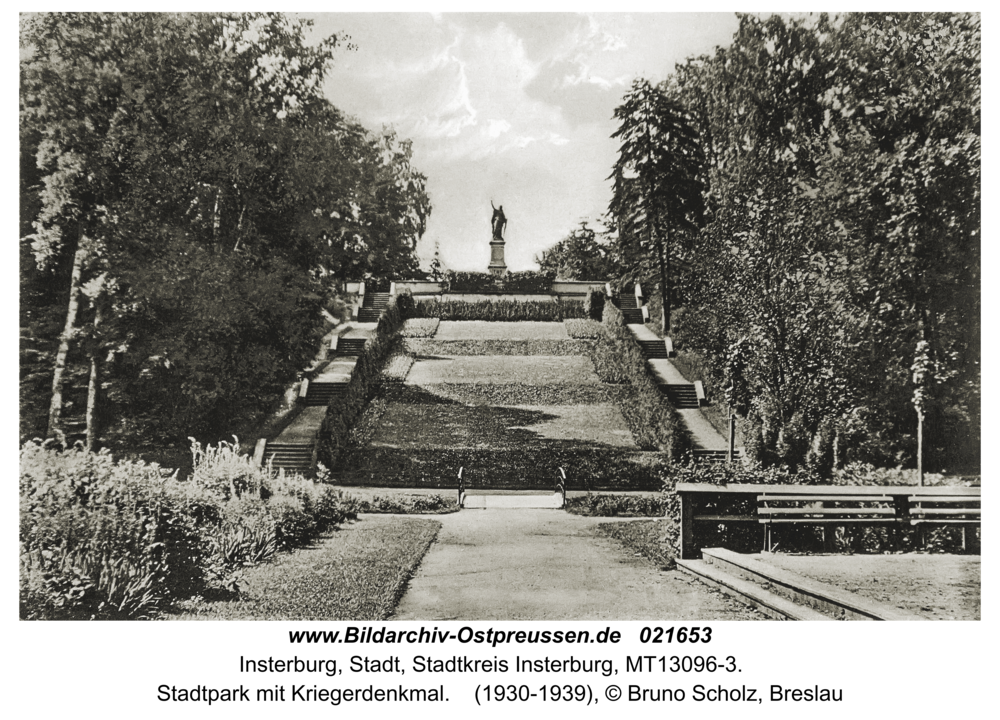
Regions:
[[596, 519, 676, 570], [166, 516, 440, 620]]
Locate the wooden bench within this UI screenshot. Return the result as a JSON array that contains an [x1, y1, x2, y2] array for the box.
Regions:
[[757, 491, 899, 552], [676, 483, 981, 559], [908, 495, 981, 552]]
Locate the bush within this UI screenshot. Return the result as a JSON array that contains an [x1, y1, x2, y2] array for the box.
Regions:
[[19, 440, 215, 619], [350, 493, 458, 514], [584, 287, 605, 321], [19, 437, 359, 619], [565, 493, 669, 517]]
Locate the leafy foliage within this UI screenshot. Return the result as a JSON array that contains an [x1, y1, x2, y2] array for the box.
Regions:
[[19, 437, 357, 619], [20, 12, 430, 450], [662, 13, 978, 472]]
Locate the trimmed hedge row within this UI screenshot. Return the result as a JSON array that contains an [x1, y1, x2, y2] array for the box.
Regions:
[[413, 298, 585, 321], [447, 270, 555, 294], [590, 302, 689, 460], [316, 293, 411, 471], [337, 446, 667, 491]]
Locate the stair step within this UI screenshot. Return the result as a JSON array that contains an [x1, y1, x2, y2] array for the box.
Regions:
[[676, 558, 834, 621], [639, 340, 670, 358], [699, 548, 924, 621], [618, 296, 639, 309], [304, 382, 348, 406], [661, 384, 700, 408], [357, 309, 382, 322], [363, 293, 391, 309], [263, 443, 314, 472], [337, 338, 367, 356], [621, 309, 644, 324]]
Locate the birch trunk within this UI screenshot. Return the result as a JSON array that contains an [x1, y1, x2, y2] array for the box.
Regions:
[[47, 226, 87, 442]]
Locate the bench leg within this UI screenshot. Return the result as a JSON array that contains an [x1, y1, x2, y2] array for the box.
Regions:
[[967, 527, 981, 554], [822, 525, 837, 553], [679, 494, 695, 560]]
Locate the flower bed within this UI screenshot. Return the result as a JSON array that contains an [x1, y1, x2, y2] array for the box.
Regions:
[[564, 318, 605, 339], [400, 318, 440, 338], [19, 439, 357, 620]]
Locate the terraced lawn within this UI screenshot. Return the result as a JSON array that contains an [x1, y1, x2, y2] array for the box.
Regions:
[[405, 355, 599, 385], [434, 321, 569, 340], [371, 403, 637, 448]]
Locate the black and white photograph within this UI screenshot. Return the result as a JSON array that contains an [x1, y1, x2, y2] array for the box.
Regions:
[[17, 9, 981, 625]]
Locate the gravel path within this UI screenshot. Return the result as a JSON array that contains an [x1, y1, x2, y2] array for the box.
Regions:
[[393, 510, 763, 621]]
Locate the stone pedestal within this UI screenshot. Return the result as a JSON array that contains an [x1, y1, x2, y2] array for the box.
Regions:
[[488, 237, 507, 276]]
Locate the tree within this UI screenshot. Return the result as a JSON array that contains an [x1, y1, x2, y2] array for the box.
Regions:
[[662, 12, 979, 471], [609, 78, 705, 333], [535, 219, 613, 280], [19, 13, 351, 446]]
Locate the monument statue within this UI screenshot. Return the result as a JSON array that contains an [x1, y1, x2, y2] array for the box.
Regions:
[[490, 200, 507, 240], [488, 200, 508, 276]]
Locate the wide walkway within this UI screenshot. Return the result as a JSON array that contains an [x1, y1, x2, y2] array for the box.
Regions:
[[392, 509, 762, 621]]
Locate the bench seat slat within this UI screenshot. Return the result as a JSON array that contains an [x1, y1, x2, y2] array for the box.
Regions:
[[758, 495, 892, 502], [691, 514, 758, 522], [910, 507, 981, 515], [911, 519, 981, 525], [759, 507, 895, 516], [760, 518, 899, 524]]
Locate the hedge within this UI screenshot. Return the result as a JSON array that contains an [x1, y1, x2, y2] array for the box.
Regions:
[[591, 301, 689, 460], [338, 446, 667, 491], [316, 293, 410, 471], [413, 298, 585, 321], [584, 286, 605, 321], [446, 270, 555, 294]]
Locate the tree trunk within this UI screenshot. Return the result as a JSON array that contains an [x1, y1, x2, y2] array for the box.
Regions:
[[85, 302, 103, 452], [47, 226, 87, 442]]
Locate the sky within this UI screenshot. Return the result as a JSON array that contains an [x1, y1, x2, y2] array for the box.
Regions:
[[301, 12, 741, 274]]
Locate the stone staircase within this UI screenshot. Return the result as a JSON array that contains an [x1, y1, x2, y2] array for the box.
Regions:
[[262, 442, 314, 473], [618, 295, 645, 325], [661, 383, 701, 409], [302, 381, 347, 406], [357, 292, 390, 323], [336, 337, 367, 356], [638, 338, 671, 359]]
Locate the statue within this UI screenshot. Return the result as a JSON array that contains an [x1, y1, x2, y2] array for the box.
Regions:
[[490, 200, 507, 240]]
